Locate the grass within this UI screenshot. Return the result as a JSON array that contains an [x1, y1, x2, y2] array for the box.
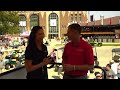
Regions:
[[102, 43, 120, 46], [92, 43, 120, 46], [90, 42, 120, 46]]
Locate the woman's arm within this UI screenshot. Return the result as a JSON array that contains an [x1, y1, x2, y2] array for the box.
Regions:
[[25, 59, 44, 72], [25, 57, 51, 72]]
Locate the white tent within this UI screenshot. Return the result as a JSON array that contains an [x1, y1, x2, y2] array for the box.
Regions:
[[20, 31, 30, 37]]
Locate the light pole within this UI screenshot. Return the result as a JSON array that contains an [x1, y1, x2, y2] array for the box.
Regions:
[[100, 15, 104, 25]]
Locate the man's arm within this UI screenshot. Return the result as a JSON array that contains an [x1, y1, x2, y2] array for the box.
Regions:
[[74, 64, 94, 70], [62, 45, 68, 70]]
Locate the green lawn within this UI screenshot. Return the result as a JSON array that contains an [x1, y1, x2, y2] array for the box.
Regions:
[[102, 43, 120, 46]]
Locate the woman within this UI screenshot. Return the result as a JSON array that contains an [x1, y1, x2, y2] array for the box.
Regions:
[[25, 26, 51, 79]]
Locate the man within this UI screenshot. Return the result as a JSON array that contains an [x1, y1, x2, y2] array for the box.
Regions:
[[62, 23, 94, 79], [105, 64, 115, 79]]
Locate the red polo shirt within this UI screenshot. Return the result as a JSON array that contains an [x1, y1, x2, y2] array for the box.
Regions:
[[62, 37, 94, 76]]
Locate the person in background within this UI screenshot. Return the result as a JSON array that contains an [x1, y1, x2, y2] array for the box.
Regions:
[[94, 72, 102, 79], [49, 49, 56, 62], [62, 23, 94, 79], [117, 61, 120, 79], [111, 55, 120, 79], [105, 64, 115, 79], [0, 54, 5, 73]]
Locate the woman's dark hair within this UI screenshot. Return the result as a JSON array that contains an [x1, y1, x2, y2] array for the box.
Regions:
[[27, 26, 43, 48], [68, 23, 81, 33]]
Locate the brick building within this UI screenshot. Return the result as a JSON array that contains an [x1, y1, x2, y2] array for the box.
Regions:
[[80, 16, 120, 42], [18, 11, 88, 39]]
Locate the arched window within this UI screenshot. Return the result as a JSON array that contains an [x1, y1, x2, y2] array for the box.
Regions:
[[19, 15, 26, 33], [48, 13, 59, 39], [30, 14, 39, 30]]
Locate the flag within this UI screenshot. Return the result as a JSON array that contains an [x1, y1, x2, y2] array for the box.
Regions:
[[90, 15, 94, 22]]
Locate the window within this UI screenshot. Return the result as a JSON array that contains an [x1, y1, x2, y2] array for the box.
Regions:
[[79, 14, 81, 21], [75, 14, 77, 22], [49, 13, 59, 39], [30, 14, 39, 29], [71, 14, 73, 22], [50, 13, 57, 19], [19, 15, 26, 21], [19, 15, 26, 33]]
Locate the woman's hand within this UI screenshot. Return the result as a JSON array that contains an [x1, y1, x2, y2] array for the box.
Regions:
[[42, 57, 52, 66]]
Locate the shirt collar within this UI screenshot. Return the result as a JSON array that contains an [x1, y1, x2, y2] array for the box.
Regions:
[[71, 37, 82, 47]]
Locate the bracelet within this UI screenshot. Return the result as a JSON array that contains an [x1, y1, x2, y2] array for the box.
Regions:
[[74, 65, 75, 71]]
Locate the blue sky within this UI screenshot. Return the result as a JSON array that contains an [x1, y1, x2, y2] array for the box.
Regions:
[[89, 11, 120, 20]]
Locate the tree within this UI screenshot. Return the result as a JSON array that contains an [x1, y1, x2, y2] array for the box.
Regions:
[[0, 11, 19, 35]]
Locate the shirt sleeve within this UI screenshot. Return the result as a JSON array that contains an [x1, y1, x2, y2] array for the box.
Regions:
[[62, 44, 68, 64], [84, 44, 94, 65], [25, 47, 33, 60]]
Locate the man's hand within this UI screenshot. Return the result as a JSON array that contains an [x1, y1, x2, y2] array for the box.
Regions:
[[63, 64, 74, 72]]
